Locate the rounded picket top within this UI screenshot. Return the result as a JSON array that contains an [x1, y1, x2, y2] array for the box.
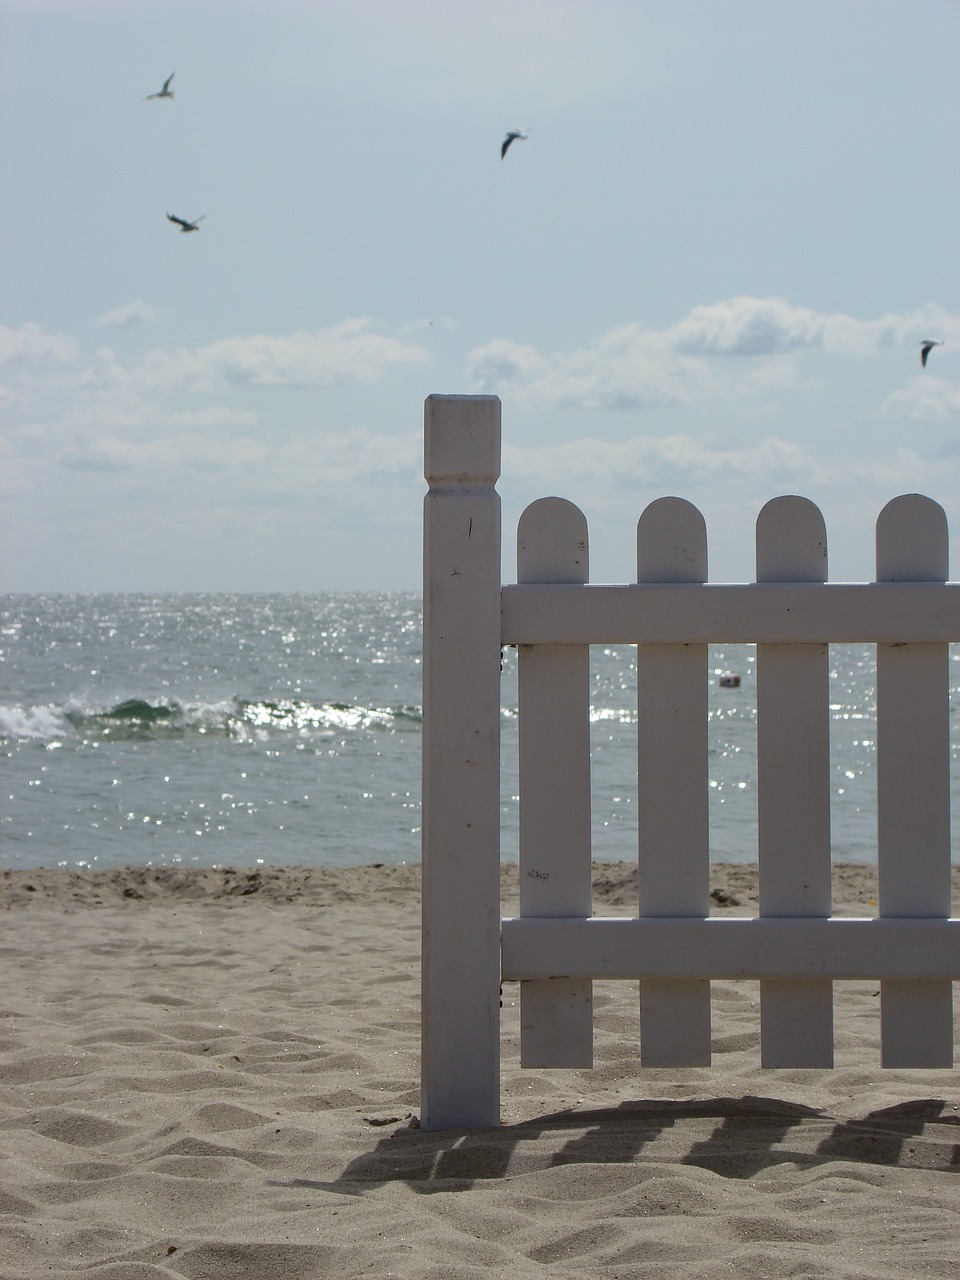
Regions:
[[756, 496, 827, 583], [637, 497, 707, 583], [876, 495, 948, 582], [518, 497, 589, 584]]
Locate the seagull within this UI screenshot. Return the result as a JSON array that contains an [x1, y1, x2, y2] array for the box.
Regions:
[[920, 339, 944, 368], [166, 212, 205, 233], [501, 128, 527, 159], [146, 73, 175, 100]]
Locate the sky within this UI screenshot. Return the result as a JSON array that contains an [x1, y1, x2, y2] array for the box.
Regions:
[[1, 0, 958, 593]]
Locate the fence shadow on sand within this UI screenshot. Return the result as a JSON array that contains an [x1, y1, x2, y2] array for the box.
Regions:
[[275, 1096, 960, 1195]]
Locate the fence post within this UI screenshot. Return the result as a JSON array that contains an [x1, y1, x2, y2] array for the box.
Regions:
[[876, 495, 954, 1067], [421, 394, 502, 1129]]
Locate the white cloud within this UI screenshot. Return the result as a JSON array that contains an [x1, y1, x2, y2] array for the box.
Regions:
[[881, 376, 960, 424], [468, 325, 796, 411], [467, 330, 687, 408], [1, 317, 432, 513], [52, 424, 421, 492], [467, 339, 546, 389], [95, 300, 157, 329], [199, 321, 430, 388], [167, 406, 259, 430], [467, 298, 960, 412], [249, 428, 422, 491], [667, 297, 959, 359], [56, 432, 269, 474], [0, 322, 77, 367], [56, 438, 143, 472], [505, 432, 831, 494], [667, 297, 824, 357], [81, 319, 430, 394], [501, 430, 956, 513]]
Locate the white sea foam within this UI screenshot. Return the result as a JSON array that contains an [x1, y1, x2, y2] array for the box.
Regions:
[[0, 703, 70, 742]]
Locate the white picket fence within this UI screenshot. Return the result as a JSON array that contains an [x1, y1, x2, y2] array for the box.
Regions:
[[420, 394, 960, 1131]]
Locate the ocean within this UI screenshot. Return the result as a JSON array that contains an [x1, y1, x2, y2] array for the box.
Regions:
[[2, 593, 958, 871]]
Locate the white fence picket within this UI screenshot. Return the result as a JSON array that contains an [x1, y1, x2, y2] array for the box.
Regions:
[[636, 498, 711, 1066], [876, 495, 954, 1067], [517, 498, 594, 1067], [756, 497, 833, 1066]]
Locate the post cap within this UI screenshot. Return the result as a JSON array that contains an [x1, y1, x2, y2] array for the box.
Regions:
[[425, 395, 501, 485]]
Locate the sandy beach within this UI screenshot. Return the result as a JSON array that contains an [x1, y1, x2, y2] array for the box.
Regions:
[[2, 861, 958, 1280]]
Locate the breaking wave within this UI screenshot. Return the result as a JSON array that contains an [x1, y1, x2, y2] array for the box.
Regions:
[[0, 696, 423, 744]]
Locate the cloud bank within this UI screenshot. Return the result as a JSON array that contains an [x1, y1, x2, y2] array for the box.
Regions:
[[4, 297, 957, 590], [468, 296, 958, 411], [83, 320, 431, 394]]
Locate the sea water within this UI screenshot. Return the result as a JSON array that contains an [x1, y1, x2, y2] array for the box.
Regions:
[[2, 593, 959, 870]]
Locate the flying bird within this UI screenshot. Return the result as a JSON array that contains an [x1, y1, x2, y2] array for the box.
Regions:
[[146, 73, 175, 100], [166, 212, 205, 233], [919, 339, 943, 368], [501, 128, 527, 159]]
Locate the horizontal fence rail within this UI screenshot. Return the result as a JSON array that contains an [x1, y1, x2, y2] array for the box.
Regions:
[[501, 918, 960, 983], [501, 583, 960, 645], [420, 394, 960, 1131]]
